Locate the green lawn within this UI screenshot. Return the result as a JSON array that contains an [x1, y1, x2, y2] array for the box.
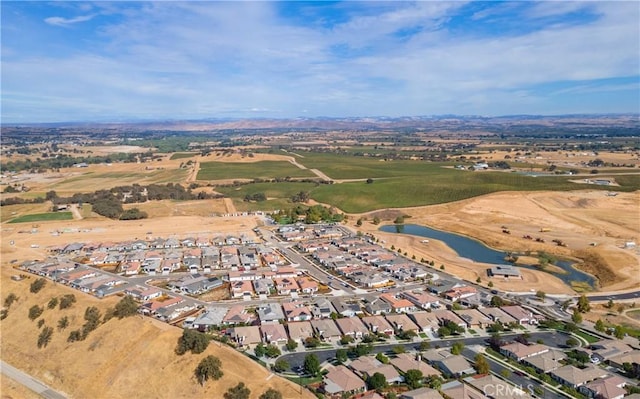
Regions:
[[9, 212, 73, 223], [574, 330, 600, 344], [197, 161, 315, 180]]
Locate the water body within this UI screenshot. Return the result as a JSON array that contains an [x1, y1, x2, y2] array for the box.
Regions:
[[379, 224, 595, 288]]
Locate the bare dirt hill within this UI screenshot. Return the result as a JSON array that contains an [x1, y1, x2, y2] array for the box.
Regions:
[[0, 268, 313, 399]]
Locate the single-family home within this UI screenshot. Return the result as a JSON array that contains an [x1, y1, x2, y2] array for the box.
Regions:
[[335, 317, 369, 340], [282, 301, 313, 322], [257, 302, 285, 324], [323, 365, 367, 396], [361, 315, 394, 336], [310, 319, 342, 342], [287, 321, 314, 343], [550, 365, 608, 389], [260, 323, 288, 345], [400, 290, 441, 310], [500, 342, 550, 361], [229, 325, 262, 347]]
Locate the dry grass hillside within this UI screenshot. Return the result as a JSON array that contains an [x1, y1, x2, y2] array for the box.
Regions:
[[0, 269, 314, 399]]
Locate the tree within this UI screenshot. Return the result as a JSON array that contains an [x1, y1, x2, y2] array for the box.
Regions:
[[30, 278, 47, 294], [194, 355, 223, 385], [535, 291, 546, 301], [47, 297, 59, 309], [82, 306, 102, 336], [614, 325, 625, 339], [356, 218, 363, 227], [376, 352, 389, 364], [474, 353, 490, 374], [366, 178, 374, 184], [28, 305, 44, 321], [224, 382, 250, 399], [4, 293, 18, 308], [606, 299, 614, 309], [285, 339, 298, 351], [571, 308, 583, 324], [259, 389, 283, 399], [488, 281, 494, 288], [425, 375, 443, 390], [394, 215, 404, 224], [336, 349, 348, 364], [405, 369, 424, 389], [176, 329, 210, 355], [114, 295, 139, 318], [59, 294, 76, 309], [392, 345, 406, 354], [372, 216, 380, 225], [37, 326, 54, 348], [367, 372, 387, 391], [451, 342, 464, 355], [418, 341, 431, 351], [265, 344, 281, 358], [303, 354, 321, 377], [566, 337, 579, 347], [254, 343, 266, 357], [594, 319, 605, 332], [577, 294, 590, 313], [272, 359, 289, 372], [564, 322, 579, 333], [57, 316, 69, 331]]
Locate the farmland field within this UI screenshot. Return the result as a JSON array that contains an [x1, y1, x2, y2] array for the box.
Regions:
[[41, 169, 189, 193], [197, 160, 315, 180], [8, 212, 73, 223]]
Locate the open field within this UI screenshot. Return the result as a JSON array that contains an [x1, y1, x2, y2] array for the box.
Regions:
[[8, 212, 73, 224], [197, 160, 315, 181], [0, 203, 53, 223], [170, 152, 199, 160], [123, 199, 229, 218], [0, 265, 312, 399], [351, 190, 639, 294]]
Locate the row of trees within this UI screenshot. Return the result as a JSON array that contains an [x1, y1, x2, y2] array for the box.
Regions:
[[271, 204, 344, 224]]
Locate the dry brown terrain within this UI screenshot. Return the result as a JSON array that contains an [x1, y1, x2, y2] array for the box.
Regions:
[[1, 375, 41, 399], [351, 190, 639, 294], [0, 266, 313, 399]]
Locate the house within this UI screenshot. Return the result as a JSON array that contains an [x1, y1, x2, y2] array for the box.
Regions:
[[282, 301, 313, 322], [311, 298, 335, 319], [399, 387, 444, 399], [390, 353, 441, 377], [222, 305, 254, 326], [579, 375, 626, 399], [488, 265, 522, 279], [607, 349, 640, 371], [522, 349, 566, 373], [454, 309, 493, 329], [120, 261, 141, 275], [478, 307, 518, 325], [140, 296, 183, 316], [361, 315, 394, 336], [228, 270, 257, 282], [168, 274, 222, 295], [124, 285, 162, 301], [432, 309, 467, 330], [349, 356, 403, 384], [408, 311, 441, 333], [385, 313, 420, 333], [191, 307, 228, 332], [380, 293, 417, 313], [323, 365, 367, 396], [273, 277, 299, 295], [252, 278, 274, 296], [230, 280, 254, 299], [257, 302, 285, 323], [586, 340, 633, 363], [500, 342, 549, 361], [154, 301, 196, 322], [331, 299, 363, 318], [310, 319, 341, 342], [260, 323, 288, 345], [296, 276, 319, 294], [500, 305, 539, 325], [440, 380, 488, 399], [400, 290, 441, 310], [335, 317, 369, 340], [229, 325, 262, 347], [550, 365, 608, 389], [286, 321, 314, 343], [465, 374, 532, 399], [365, 298, 393, 315], [444, 286, 478, 302], [435, 355, 474, 378]]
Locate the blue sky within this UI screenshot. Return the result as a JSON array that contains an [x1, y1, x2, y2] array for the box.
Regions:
[[2, 1, 639, 123]]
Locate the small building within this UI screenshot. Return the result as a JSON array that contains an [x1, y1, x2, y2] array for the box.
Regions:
[[323, 365, 366, 396]]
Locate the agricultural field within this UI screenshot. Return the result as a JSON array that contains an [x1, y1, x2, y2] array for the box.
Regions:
[[123, 199, 228, 218], [8, 211, 73, 223], [197, 160, 315, 180], [48, 169, 189, 193], [0, 202, 52, 223]]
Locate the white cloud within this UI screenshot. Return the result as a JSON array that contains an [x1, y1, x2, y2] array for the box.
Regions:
[[44, 14, 96, 27]]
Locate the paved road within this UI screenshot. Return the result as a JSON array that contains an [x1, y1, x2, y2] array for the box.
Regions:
[[278, 330, 567, 372], [1, 360, 68, 399], [586, 291, 640, 302]]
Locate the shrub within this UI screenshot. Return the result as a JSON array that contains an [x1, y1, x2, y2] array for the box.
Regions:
[[30, 278, 47, 294], [28, 305, 44, 321], [37, 326, 54, 348], [176, 329, 210, 355], [59, 294, 76, 309], [195, 355, 223, 385], [47, 297, 59, 309], [4, 293, 18, 308]]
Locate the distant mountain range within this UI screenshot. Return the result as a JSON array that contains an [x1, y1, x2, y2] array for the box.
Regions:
[[5, 114, 638, 132]]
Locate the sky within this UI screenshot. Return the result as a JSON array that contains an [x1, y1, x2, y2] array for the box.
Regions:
[[1, 1, 639, 123]]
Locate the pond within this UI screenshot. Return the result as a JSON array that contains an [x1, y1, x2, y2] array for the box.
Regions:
[[379, 224, 596, 289]]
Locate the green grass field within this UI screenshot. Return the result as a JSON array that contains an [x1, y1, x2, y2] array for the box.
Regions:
[[213, 153, 640, 213], [170, 152, 197, 160], [9, 212, 73, 223], [197, 161, 315, 180]]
